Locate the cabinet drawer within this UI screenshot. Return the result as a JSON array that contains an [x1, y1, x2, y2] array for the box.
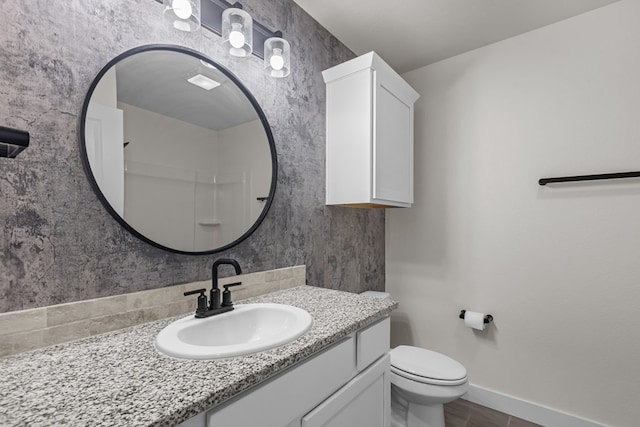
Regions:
[[356, 317, 390, 371], [208, 337, 356, 427]]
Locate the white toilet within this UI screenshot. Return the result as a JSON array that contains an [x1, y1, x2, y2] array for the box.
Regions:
[[361, 292, 469, 427]]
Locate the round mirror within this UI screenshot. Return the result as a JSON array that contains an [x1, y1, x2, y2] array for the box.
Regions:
[[79, 45, 277, 254]]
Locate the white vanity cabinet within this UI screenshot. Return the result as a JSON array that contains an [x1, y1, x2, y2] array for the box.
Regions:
[[323, 52, 420, 208], [179, 317, 391, 427]]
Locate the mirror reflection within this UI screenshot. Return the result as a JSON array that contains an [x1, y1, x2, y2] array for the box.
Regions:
[[82, 46, 276, 254]]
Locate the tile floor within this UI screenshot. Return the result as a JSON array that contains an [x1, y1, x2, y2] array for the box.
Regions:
[[445, 399, 543, 427]]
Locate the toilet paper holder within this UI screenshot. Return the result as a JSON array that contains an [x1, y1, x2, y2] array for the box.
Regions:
[[459, 310, 493, 324]]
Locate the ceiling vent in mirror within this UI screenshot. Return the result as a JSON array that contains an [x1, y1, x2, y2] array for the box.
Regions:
[[0, 125, 30, 158], [157, 0, 291, 78], [187, 74, 221, 90]]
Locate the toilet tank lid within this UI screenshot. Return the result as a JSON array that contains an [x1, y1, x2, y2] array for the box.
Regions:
[[391, 345, 467, 382], [360, 291, 390, 299]]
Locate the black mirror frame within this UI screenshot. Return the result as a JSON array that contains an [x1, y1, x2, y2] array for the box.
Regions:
[[79, 44, 278, 255]]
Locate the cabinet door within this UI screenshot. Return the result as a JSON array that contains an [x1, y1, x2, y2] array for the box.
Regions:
[[372, 74, 413, 206], [301, 354, 390, 427], [325, 68, 373, 206]]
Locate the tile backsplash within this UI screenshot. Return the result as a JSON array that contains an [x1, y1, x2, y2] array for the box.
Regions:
[[0, 265, 305, 358]]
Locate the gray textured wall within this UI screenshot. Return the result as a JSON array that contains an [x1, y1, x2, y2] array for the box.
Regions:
[[0, 0, 385, 313]]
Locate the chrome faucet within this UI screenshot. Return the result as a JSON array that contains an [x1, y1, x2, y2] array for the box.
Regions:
[[184, 258, 242, 318]]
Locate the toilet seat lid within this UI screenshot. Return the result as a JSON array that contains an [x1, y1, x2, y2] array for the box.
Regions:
[[391, 345, 467, 385]]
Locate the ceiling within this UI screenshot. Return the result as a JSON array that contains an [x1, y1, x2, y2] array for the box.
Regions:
[[293, 0, 619, 74], [115, 49, 257, 131]]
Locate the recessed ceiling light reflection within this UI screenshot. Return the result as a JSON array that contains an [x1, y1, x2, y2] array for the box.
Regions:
[[200, 60, 217, 69]]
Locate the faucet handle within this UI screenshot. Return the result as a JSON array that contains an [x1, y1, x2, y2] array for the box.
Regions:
[[221, 282, 242, 307], [184, 288, 208, 315], [223, 282, 242, 289]]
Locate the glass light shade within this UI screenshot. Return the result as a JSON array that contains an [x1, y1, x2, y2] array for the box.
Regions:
[[264, 37, 291, 78], [222, 8, 253, 57], [163, 0, 201, 32]]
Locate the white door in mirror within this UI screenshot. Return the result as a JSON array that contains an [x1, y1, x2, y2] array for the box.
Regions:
[[155, 303, 313, 359]]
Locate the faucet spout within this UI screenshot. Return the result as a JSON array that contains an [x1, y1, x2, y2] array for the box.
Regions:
[[211, 258, 243, 310]]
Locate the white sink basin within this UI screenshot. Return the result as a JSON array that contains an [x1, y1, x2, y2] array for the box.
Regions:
[[155, 303, 313, 359]]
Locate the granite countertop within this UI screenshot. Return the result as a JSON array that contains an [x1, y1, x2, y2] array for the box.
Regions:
[[0, 285, 397, 427]]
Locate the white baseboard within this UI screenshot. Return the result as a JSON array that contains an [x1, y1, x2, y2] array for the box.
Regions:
[[462, 384, 605, 427]]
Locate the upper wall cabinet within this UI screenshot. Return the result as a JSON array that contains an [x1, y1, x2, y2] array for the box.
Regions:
[[323, 52, 420, 208]]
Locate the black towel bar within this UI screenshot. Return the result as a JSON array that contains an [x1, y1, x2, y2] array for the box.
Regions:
[[539, 171, 640, 186]]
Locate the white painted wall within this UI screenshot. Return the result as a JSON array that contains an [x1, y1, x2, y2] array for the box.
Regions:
[[91, 68, 117, 108], [386, 2, 640, 426]]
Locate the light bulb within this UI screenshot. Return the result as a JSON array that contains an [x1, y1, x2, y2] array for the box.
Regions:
[[172, 0, 192, 19], [270, 48, 284, 71], [264, 37, 290, 78], [229, 24, 245, 49]]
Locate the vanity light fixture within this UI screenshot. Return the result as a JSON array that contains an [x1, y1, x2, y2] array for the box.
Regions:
[[163, 0, 201, 32], [158, 0, 291, 77], [264, 35, 290, 78], [222, 7, 253, 57], [187, 74, 221, 90], [0, 125, 30, 158]]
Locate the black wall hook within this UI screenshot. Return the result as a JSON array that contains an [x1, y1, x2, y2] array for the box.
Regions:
[[459, 310, 493, 324]]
